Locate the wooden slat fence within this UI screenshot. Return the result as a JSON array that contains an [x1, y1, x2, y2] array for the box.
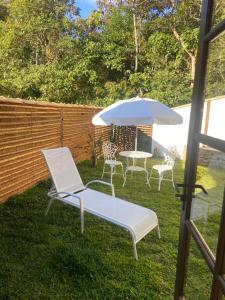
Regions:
[[137, 125, 153, 152], [0, 97, 152, 203], [0, 97, 109, 203]]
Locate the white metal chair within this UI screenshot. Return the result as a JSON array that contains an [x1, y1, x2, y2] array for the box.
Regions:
[[42, 147, 160, 260], [149, 153, 175, 191], [101, 141, 124, 184]]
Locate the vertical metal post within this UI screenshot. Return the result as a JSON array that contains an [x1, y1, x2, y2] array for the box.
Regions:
[[135, 127, 138, 151]]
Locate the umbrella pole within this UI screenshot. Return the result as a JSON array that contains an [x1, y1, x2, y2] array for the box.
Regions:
[[135, 127, 138, 151], [112, 125, 115, 140]]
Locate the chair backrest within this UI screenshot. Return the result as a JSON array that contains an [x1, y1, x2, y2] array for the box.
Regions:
[[42, 147, 85, 193], [163, 153, 175, 167], [167, 145, 179, 160], [102, 142, 117, 160]]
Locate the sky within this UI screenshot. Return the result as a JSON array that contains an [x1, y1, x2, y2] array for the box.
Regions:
[[76, 0, 98, 18]]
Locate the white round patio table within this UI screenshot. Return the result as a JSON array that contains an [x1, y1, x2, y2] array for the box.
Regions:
[[119, 151, 152, 159], [119, 151, 152, 187]]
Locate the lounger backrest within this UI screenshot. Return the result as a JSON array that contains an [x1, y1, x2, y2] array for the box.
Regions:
[[42, 147, 85, 193]]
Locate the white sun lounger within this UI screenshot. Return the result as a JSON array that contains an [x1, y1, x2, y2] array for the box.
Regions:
[[42, 147, 160, 259]]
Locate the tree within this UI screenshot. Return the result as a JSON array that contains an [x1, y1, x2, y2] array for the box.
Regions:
[[165, 0, 201, 85], [0, 0, 205, 107]]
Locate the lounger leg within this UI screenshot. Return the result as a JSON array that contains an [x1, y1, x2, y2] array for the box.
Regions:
[[81, 211, 84, 234], [80, 198, 84, 234], [132, 235, 138, 260], [45, 198, 53, 216], [157, 224, 161, 239]]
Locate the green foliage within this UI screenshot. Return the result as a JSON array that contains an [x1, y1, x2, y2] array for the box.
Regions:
[[145, 70, 191, 106], [0, 0, 205, 106], [101, 7, 133, 72], [205, 31, 225, 99]]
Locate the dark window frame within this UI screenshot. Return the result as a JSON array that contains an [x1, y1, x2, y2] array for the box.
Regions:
[[174, 1, 225, 299]]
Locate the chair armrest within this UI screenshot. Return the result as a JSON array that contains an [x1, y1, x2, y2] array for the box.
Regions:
[[85, 180, 115, 197]]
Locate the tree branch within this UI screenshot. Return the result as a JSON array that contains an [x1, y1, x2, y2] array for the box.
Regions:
[[171, 27, 195, 59]]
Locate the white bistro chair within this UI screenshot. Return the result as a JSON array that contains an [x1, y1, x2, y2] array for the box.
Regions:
[[101, 142, 124, 184], [149, 153, 175, 191], [42, 147, 160, 259]]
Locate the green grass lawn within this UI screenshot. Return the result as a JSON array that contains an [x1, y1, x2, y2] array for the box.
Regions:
[[0, 158, 221, 299]]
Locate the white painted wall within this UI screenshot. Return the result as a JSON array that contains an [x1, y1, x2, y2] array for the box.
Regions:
[[152, 105, 190, 158], [207, 98, 225, 140], [151, 97, 225, 159]]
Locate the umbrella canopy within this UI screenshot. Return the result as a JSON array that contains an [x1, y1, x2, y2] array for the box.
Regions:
[[92, 97, 183, 126], [92, 97, 183, 151]]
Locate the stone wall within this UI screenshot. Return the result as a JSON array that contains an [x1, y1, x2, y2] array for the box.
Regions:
[[198, 147, 225, 169]]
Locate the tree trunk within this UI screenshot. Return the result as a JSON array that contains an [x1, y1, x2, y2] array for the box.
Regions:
[[35, 49, 38, 66], [133, 12, 138, 72], [172, 27, 196, 86], [191, 55, 196, 86]]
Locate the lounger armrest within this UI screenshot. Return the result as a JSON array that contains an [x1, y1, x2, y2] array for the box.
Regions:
[[53, 192, 84, 211], [85, 180, 115, 197]]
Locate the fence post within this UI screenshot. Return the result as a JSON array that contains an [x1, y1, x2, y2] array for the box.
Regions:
[[203, 100, 211, 135], [60, 108, 64, 147]]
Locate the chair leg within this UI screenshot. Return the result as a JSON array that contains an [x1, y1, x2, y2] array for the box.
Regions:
[[121, 163, 125, 180], [171, 169, 175, 189], [110, 165, 114, 184], [45, 198, 53, 216], [157, 224, 161, 239], [158, 172, 163, 191], [113, 165, 116, 175], [145, 170, 150, 188], [123, 169, 128, 187], [101, 162, 106, 179], [149, 168, 153, 183]]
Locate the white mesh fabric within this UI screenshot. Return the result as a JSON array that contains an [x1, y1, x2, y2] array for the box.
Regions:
[[42, 147, 85, 193], [63, 188, 158, 243]]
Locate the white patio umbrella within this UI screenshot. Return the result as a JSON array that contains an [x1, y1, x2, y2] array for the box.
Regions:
[[92, 97, 183, 150]]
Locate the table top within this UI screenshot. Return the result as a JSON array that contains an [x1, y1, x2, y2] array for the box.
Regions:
[[119, 151, 152, 159]]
